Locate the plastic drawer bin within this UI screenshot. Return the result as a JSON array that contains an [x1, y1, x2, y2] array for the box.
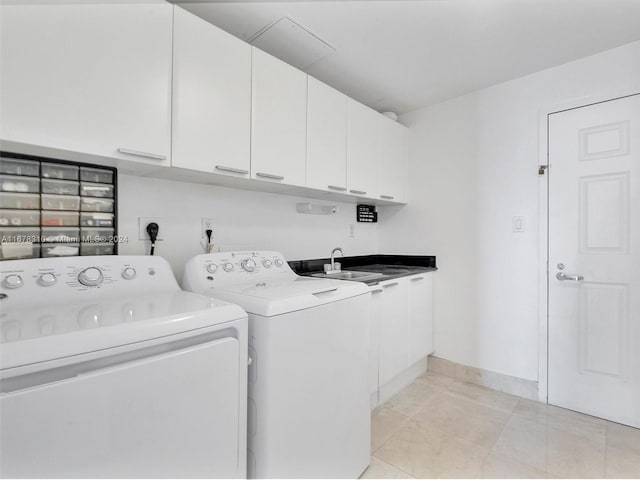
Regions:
[[0, 175, 40, 193], [81, 227, 114, 243], [0, 158, 39, 177], [80, 167, 113, 184], [41, 211, 79, 227], [41, 227, 80, 243], [80, 182, 114, 198], [41, 162, 79, 181], [0, 242, 40, 260], [80, 242, 115, 256], [0, 227, 40, 244], [41, 243, 79, 258], [80, 212, 114, 227], [41, 194, 80, 211], [80, 197, 114, 213], [0, 209, 40, 227], [0, 193, 40, 210], [41, 178, 80, 196]]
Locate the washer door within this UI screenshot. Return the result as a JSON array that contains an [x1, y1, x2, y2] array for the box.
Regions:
[[1, 337, 242, 478]]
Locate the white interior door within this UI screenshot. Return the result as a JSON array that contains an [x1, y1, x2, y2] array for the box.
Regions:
[[548, 94, 640, 428]]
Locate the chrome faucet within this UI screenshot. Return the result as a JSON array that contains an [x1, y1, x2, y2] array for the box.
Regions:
[[325, 247, 344, 274]]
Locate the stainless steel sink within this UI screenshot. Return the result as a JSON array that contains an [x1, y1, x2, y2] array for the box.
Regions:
[[310, 270, 384, 282]]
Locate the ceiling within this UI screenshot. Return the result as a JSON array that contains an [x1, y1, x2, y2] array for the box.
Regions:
[[175, 0, 640, 114]]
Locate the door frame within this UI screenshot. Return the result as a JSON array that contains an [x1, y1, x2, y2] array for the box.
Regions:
[[537, 86, 640, 404]]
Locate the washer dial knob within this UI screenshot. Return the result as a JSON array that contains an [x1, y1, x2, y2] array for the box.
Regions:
[[78, 267, 103, 287], [274, 258, 284, 267], [38, 273, 57, 287], [241, 259, 257, 272], [122, 267, 136, 280], [2, 274, 23, 289], [206, 264, 218, 274], [223, 262, 234, 272], [263, 259, 272, 268]]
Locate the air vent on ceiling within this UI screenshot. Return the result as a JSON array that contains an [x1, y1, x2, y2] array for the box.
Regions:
[[248, 16, 336, 70]]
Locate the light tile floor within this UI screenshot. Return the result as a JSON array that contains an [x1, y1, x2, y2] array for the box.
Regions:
[[362, 372, 640, 479]]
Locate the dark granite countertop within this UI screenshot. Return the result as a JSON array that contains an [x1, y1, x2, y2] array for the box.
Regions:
[[289, 254, 437, 286]]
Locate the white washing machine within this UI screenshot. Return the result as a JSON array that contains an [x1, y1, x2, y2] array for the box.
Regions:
[[0, 255, 248, 479], [183, 251, 371, 479]]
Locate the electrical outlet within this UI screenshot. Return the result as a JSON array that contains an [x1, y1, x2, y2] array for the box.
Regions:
[[138, 217, 164, 241], [201, 218, 214, 239]]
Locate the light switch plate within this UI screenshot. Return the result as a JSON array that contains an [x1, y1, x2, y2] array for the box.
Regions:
[[512, 216, 525, 233]]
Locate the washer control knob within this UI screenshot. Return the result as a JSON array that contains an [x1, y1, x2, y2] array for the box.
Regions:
[[38, 273, 57, 287], [223, 262, 234, 272], [2, 274, 23, 289], [263, 259, 272, 268], [122, 267, 136, 280], [241, 259, 257, 272], [78, 267, 103, 287], [274, 258, 284, 267], [206, 263, 218, 274]]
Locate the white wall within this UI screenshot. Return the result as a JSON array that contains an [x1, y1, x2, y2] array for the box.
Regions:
[[378, 41, 640, 382], [116, 174, 378, 280]]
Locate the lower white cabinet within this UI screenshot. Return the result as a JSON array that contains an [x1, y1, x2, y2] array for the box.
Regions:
[[408, 274, 434, 365], [378, 279, 409, 386], [373, 273, 434, 403]]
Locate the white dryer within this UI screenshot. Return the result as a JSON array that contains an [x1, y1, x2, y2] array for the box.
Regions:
[[0, 255, 248, 479], [183, 251, 371, 479]]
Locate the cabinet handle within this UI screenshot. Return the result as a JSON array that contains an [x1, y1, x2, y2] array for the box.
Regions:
[[383, 282, 399, 288], [215, 165, 248, 175], [117, 148, 166, 161], [380, 194, 395, 200], [256, 172, 284, 180], [411, 276, 425, 282], [328, 185, 347, 191], [371, 289, 383, 294], [350, 189, 367, 195]]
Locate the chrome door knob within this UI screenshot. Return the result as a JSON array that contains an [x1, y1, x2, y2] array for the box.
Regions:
[[556, 272, 584, 281]]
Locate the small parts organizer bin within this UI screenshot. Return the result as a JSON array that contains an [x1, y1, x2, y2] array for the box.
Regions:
[[0, 153, 117, 260]]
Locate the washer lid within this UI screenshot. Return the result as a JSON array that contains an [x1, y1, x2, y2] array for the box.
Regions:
[[0, 291, 247, 370], [205, 277, 369, 317]]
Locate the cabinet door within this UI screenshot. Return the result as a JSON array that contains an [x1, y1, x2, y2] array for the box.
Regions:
[[408, 274, 434, 365], [378, 278, 409, 386], [347, 100, 379, 198], [251, 48, 307, 187], [306, 78, 347, 192], [172, 7, 251, 177], [370, 287, 383, 405], [378, 116, 409, 203], [0, 3, 172, 166]]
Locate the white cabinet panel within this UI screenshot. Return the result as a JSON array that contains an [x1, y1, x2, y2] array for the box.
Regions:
[[378, 116, 409, 203], [370, 287, 383, 404], [378, 278, 409, 386], [306, 78, 348, 192], [172, 6, 251, 177], [408, 274, 434, 365], [0, 3, 172, 166], [251, 48, 307, 187], [347, 101, 379, 198]]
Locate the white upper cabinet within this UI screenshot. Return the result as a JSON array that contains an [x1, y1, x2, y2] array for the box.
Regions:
[[0, 3, 172, 166], [251, 48, 307, 187], [306, 78, 348, 192], [171, 7, 251, 177], [378, 116, 409, 203], [347, 101, 379, 198], [407, 274, 434, 365]]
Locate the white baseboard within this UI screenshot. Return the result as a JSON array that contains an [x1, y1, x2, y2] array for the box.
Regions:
[[428, 355, 539, 401]]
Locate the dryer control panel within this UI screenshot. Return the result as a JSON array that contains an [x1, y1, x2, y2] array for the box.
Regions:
[[183, 251, 295, 292], [0, 255, 179, 309]]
